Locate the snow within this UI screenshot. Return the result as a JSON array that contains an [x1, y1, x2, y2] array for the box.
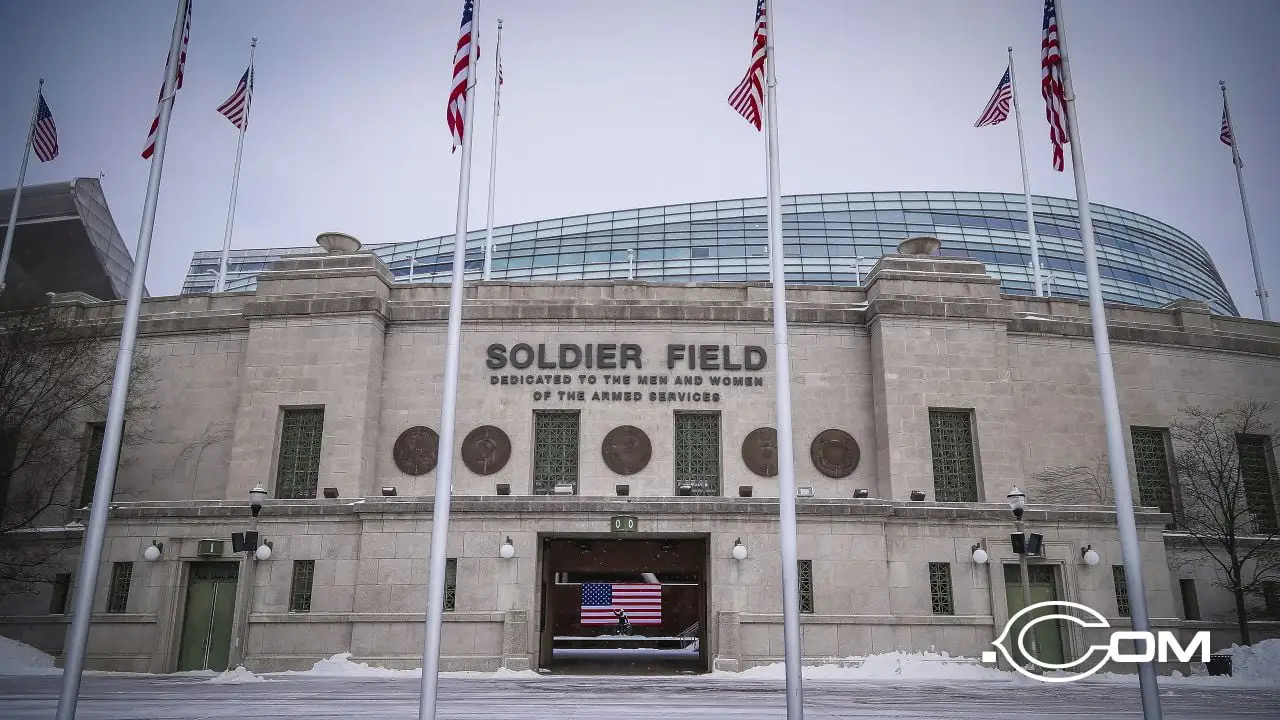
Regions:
[[207, 667, 268, 684], [0, 635, 61, 676], [718, 650, 1019, 682], [1221, 638, 1280, 684], [273, 652, 543, 680]]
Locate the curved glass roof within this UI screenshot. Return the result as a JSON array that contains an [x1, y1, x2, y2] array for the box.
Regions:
[[181, 191, 1238, 316]]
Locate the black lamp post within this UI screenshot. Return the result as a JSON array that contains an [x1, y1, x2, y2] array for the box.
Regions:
[[1007, 486, 1040, 663], [228, 485, 270, 669]]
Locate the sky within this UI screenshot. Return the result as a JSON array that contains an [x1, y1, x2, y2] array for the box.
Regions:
[[0, 0, 1276, 317]]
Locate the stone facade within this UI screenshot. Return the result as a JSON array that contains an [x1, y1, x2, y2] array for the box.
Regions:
[[1, 244, 1278, 674]]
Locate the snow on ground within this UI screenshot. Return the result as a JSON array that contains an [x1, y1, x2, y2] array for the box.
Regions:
[[0, 636, 60, 676], [207, 667, 268, 684], [718, 650, 1020, 682]]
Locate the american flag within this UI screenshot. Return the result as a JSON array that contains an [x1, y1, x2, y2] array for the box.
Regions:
[[1219, 103, 1233, 147], [142, 0, 192, 159], [728, 0, 767, 131], [32, 93, 58, 162], [974, 68, 1012, 128], [217, 65, 253, 130], [1040, 0, 1068, 172], [580, 583, 662, 626], [447, 0, 476, 152]]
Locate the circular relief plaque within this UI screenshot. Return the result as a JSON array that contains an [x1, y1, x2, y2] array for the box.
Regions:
[[602, 425, 652, 476], [393, 426, 439, 476], [461, 425, 511, 476], [742, 427, 779, 478], [810, 429, 860, 478]]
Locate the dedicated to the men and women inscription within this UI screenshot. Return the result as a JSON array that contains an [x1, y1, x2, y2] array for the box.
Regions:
[[485, 342, 769, 404]]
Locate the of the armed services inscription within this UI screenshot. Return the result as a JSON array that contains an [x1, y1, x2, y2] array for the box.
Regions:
[[486, 342, 769, 404]]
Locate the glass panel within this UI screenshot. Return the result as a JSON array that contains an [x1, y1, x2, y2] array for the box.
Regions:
[[674, 412, 721, 496], [929, 562, 954, 615], [534, 411, 580, 494], [929, 410, 978, 502], [290, 560, 315, 613], [275, 409, 324, 499]]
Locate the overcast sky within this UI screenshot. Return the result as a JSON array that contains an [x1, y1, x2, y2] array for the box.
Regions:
[[1, 0, 1276, 316]]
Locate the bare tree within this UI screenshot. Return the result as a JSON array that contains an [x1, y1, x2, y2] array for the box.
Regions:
[[0, 305, 155, 595], [1170, 402, 1280, 645], [1030, 452, 1114, 505]]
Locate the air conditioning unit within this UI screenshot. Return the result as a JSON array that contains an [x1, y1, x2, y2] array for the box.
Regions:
[[197, 539, 225, 557]]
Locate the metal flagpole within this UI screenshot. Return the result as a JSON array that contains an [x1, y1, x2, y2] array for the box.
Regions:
[[481, 19, 503, 281], [1055, 3, 1162, 718], [1220, 81, 1269, 321], [0, 79, 45, 296], [420, 1, 480, 717], [214, 38, 257, 294], [761, 1, 804, 717], [55, 2, 190, 718], [1006, 46, 1044, 297]]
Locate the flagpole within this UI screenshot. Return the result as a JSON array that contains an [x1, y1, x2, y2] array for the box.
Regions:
[[214, 38, 256, 294], [55, 1, 190, 718], [761, 1, 804, 717], [1055, 3, 1162, 719], [481, 18, 503, 281], [419, 1, 480, 718], [1006, 47, 1044, 297], [0, 79, 45, 296], [1220, 81, 1269, 321]]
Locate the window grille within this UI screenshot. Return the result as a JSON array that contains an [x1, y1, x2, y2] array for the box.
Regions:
[[674, 412, 721, 496], [533, 411, 580, 494], [929, 562, 955, 615], [1131, 427, 1175, 517], [275, 409, 325, 499], [1238, 435, 1278, 535], [1113, 565, 1130, 616], [107, 562, 132, 614], [290, 560, 315, 613], [445, 558, 458, 611], [798, 559, 814, 614], [928, 410, 978, 502]]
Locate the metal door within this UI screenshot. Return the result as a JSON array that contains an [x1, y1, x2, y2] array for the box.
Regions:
[[1003, 564, 1066, 667], [177, 563, 239, 671]]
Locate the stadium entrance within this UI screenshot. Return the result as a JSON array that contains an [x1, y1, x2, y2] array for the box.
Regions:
[[537, 534, 709, 674]]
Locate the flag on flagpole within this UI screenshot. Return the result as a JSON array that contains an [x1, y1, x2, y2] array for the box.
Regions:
[[580, 583, 663, 626], [217, 65, 253, 130], [142, 1, 192, 159], [974, 68, 1013, 127], [1040, 0, 1068, 171], [447, 0, 476, 152], [1219, 102, 1234, 147], [33, 93, 58, 162], [728, 0, 768, 130]]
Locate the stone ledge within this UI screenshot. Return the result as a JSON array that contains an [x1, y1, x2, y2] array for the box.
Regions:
[[739, 613, 995, 626], [242, 294, 390, 320], [248, 611, 504, 623]]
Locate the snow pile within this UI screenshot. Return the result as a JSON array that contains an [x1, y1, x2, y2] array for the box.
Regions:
[[207, 667, 267, 684], [0, 635, 61, 676], [441, 667, 543, 679], [286, 652, 421, 678], [1222, 638, 1280, 684], [725, 651, 1017, 682]]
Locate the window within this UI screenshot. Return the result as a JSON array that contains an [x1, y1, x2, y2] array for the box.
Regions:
[[1113, 565, 1130, 617], [928, 410, 979, 502], [275, 409, 325, 499], [533, 410, 580, 494], [1180, 579, 1201, 621], [929, 562, 954, 615], [1237, 435, 1278, 534], [50, 573, 71, 614], [107, 562, 132, 614], [0, 427, 16, 519], [674, 412, 721, 496], [289, 560, 315, 613], [445, 557, 458, 611], [80, 423, 106, 506], [1131, 427, 1176, 518], [798, 560, 814, 614]]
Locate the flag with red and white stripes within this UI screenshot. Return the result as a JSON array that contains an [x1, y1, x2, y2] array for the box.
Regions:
[[974, 67, 1013, 128], [33, 93, 58, 162], [1041, 0, 1068, 171], [580, 583, 662, 626], [447, 0, 476, 152], [1219, 103, 1233, 147], [142, 1, 192, 159], [217, 65, 253, 130], [728, 0, 767, 130]]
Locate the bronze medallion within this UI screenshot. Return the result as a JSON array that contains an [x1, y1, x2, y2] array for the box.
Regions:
[[461, 425, 511, 476], [742, 427, 779, 477], [602, 425, 652, 475], [810, 429, 860, 478], [393, 426, 439, 476]]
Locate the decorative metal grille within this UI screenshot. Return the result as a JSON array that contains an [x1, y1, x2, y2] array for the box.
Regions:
[[798, 559, 814, 614], [1113, 565, 1130, 617], [1132, 427, 1175, 517], [674, 412, 721, 496], [445, 558, 457, 612], [50, 573, 71, 614], [929, 562, 954, 615], [81, 423, 106, 506], [928, 410, 978, 502], [289, 560, 315, 613], [1238, 435, 1278, 535], [275, 409, 325, 499], [533, 411, 580, 494], [107, 562, 132, 614]]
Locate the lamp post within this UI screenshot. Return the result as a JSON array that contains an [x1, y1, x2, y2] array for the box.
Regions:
[[227, 484, 268, 670], [1007, 486, 1038, 664]]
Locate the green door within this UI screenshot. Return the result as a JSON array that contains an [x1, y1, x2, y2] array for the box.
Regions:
[[1003, 564, 1066, 667], [177, 563, 239, 671]]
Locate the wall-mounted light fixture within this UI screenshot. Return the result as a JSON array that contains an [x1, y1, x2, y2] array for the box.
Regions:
[[500, 536, 516, 559], [1081, 544, 1100, 566], [322, 487, 339, 499], [381, 487, 397, 497], [853, 488, 870, 498], [615, 484, 630, 497], [738, 486, 753, 498], [732, 537, 748, 561], [254, 542, 273, 561], [910, 489, 927, 501], [142, 540, 164, 562], [970, 542, 988, 564], [496, 483, 511, 496], [797, 487, 814, 498]]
